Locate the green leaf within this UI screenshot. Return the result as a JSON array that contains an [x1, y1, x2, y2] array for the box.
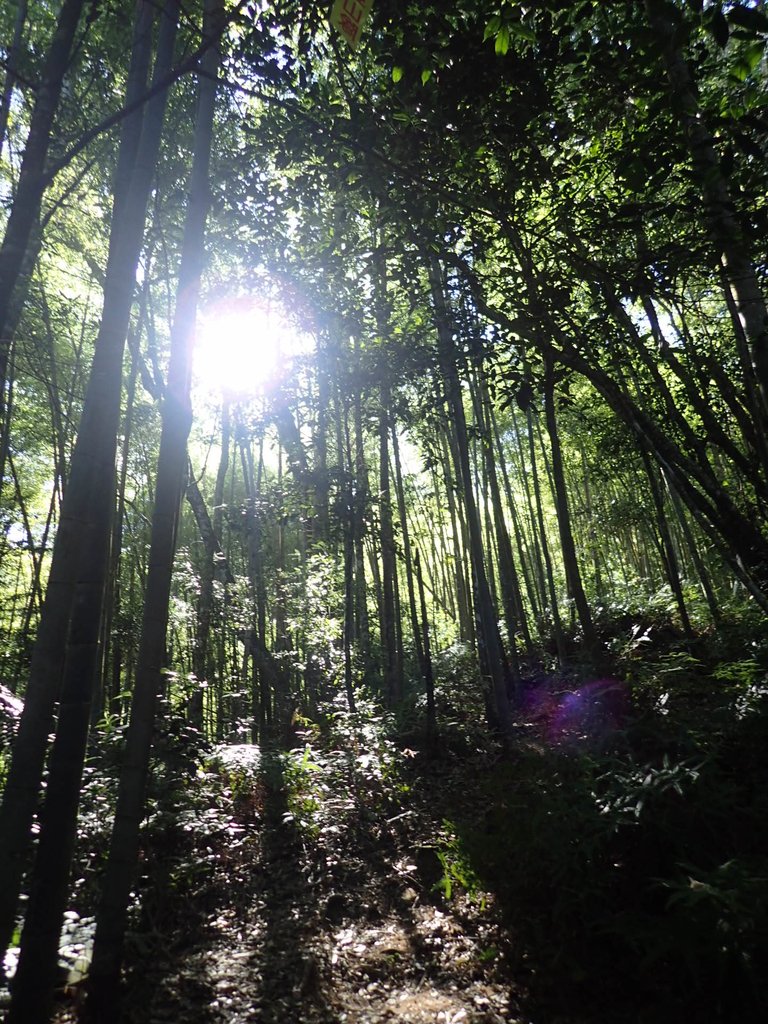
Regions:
[[495, 25, 510, 56], [732, 40, 765, 80], [483, 15, 501, 42], [509, 21, 536, 42], [392, 66, 403, 83], [421, 68, 432, 85]]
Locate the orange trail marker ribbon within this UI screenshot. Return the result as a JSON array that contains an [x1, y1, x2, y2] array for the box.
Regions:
[[330, 0, 373, 49]]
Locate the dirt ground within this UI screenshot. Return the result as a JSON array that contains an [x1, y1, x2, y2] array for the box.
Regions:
[[46, 750, 525, 1024]]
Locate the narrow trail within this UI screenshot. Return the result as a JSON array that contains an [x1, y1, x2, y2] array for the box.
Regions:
[[117, 754, 517, 1024]]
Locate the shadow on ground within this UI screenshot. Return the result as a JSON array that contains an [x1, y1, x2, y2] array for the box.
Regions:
[[248, 754, 339, 1023], [434, 714, 768, 1024]]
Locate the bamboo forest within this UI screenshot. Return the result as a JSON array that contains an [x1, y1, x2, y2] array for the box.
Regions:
[[1, 1, 767, 1021]]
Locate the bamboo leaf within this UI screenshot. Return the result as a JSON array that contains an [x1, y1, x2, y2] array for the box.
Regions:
[[495, 26, 510, 56]]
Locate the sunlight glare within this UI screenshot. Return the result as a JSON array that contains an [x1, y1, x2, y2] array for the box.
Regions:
[[194, 298, 309, 400]]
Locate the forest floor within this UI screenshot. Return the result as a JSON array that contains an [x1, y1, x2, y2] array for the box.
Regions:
[[110, 748, 520, 1024], [37, 638, 768, 1024], [44, 721, 768, 1024], [40, 731, 538, 1024]]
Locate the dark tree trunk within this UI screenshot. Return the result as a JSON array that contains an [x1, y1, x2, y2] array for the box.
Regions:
[[314, 353, 331, 545], [379, 383, 401, 703], [492, 408, 540, 633], [526, 402, 567, 665], [352, 337, 371, 672], [0, 0, 165, 972], [641, 449, 694, 640], [542, 353, 600, 657], [0, 0, 86, 424], [645, 0, 768, 418], [472, 368, 528, 670], [102, 340, 140, 722], [437, 427, 475, 644], [428, 255, 513, 742], [0, 0, 28, 158], [87, 0, 222, 1007], [414, 550, 436, 745], [186, 401, 232, 727]]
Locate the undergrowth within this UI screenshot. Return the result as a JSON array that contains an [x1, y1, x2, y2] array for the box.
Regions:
[[427, 610, 768, 1023]]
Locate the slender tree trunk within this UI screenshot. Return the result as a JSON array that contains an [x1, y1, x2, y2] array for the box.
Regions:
[[186, 471, 229, 727], [428, 255, 513, 741], [213, 401, 230, 541], [476, 425, 502, 613], [315, 352, 331, 545], [510, 404, 550, 627], [525, 401, 567, 665], [665, 472, 721, 625], [492, 409, 540, 633], [371, 235, 401, 705], [0, 0, 86, 419], [641, 448, 694, 639], [332, 371, 357, 711], [0, 0, 28, 159], [472, 369, 528, 666], [351, 336, 371, 672], [187, 402, 231, 727], [414, 550, 436, 744], [87, 2, 222, 1008], [0, 0, 164, 973], [6, 452, 44, 616], [378, 383, 400, 703], [0, 215, 43, 505], [579, 447, 604, 601], [392, 548, 406, 699], [437, 430, 475, 644], [102, 341, 140, 722], [391, 425, 426, 677], [542, 353, 600, 657], [12, 457, 63, 681], [342, 482, 357, 712], [645, 0, 768, 416], [241, 435, 275, 739]]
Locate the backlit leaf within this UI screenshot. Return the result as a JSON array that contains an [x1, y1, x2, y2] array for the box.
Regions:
[[483, 15, 501, 42], [732, 41, 765, 80]]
